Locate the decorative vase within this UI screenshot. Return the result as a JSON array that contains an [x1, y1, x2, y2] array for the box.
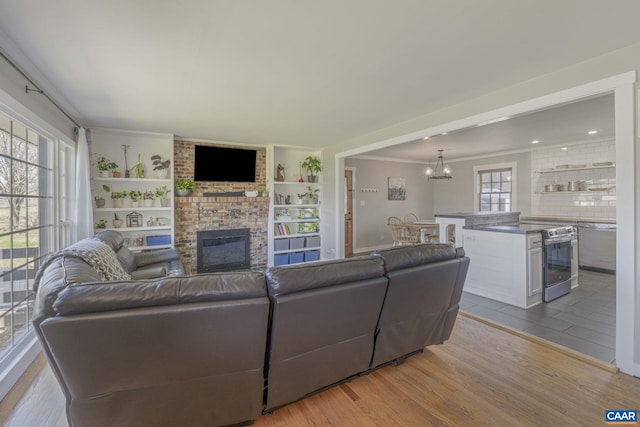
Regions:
[[155, 169, 169, 179], [176, 189, 190, 197], [112, 171, 122, 178], [112, 219, 123, 228], [99, 170, 110, 178], [131, 201, 139, 208], [160, 198, 170, 207], [307, 175, 317, 183], [95, 198, 105, 208], [113, 199, 124, 208], [143, 199, 153, 207]]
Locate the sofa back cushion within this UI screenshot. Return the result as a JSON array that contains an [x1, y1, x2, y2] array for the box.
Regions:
[[371, 244, 470, 367], [264, 257, 388, 410]]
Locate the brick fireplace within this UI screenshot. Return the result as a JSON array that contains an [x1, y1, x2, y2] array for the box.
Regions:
[[174, 140, 269, 274]]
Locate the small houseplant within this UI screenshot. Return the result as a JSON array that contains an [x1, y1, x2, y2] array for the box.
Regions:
[[95, 155, 118, 178], [130, 153, 144, 178], [110, 190, 127, 208], [142, 190, 155, 207], [175, 179, 197, 196], [155, 185, 171, 207], [151, 155, 171, 178], [112, 213, 123, 228], [301, 156, 321, 183], [128, 190, 142, 207], [297, 186, 320, 204], [95, 219, 107, 229], [94, 184, 110, 208]]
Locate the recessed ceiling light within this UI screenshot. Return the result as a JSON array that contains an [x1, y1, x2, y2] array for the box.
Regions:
[[588, 130, 598, 135], [531, 140, 539, 144], [423, 136, 429, 140], [561, 147, 568, 151], [442, 132, 448, 136]]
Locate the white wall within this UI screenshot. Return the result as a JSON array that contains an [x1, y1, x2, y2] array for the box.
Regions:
[[344, 157, 433, 252], [531, 139, 616, 219], [433, 152, 532, 215]]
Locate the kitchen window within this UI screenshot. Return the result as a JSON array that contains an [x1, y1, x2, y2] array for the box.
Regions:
[[478, 167, 512, 212]]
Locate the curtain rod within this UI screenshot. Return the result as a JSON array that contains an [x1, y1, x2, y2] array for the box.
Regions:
[[0, 49, 81, 129]]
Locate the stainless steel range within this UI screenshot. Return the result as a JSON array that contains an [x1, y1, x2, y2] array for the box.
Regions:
[[541, 226, 576, 302]]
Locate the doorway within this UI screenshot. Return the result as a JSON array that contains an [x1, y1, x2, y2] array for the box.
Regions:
[[344, 168, 354, 257]]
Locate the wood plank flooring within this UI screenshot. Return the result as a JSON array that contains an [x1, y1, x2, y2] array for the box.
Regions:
[[2, 316, 639, 427]]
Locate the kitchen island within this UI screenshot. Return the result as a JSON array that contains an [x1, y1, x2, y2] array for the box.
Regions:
[[435, 212, 578, 309]]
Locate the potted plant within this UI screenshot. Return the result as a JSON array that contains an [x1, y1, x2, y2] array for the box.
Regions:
[[298, 186, 320, 204], [175, 179, 197, 196], [110, 190, 127, 208], [95, 184, 110, 208], [155, 185, 171, 207], [112, 213, 123, 228], [130, 153, 144, 178], [151, 155, 171, 178], [142, 190, 155, 207], [95, 154, 118, 178], [95, 219, 107, 229], [128, 190, 142, 208], [301, 156, 321, 183]]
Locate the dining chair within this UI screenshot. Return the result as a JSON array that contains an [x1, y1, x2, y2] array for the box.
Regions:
[[387, 216, 420, 246], [404, 213, 419, 224]]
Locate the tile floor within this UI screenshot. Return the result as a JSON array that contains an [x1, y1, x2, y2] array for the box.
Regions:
[[460, 269, 616, 363]]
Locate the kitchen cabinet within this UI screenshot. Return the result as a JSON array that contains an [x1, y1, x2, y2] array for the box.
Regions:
[[266, 145, 323, 266], [527, 234, 543, 297], [571, 238, 579, 287], [462, 229, 543, 308], [91, 128, 174, 251]]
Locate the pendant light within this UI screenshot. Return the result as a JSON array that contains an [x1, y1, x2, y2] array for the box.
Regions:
[[426, 150, 452, 180]]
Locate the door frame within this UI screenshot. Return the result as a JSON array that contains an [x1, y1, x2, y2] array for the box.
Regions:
[[344, 166, 356, 256]]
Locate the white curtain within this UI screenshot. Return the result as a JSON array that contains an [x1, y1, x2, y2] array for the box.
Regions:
[[73, 127, 94, 241]]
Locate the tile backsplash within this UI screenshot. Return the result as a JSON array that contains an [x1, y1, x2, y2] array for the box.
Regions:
[[531, 140, 616, 219]]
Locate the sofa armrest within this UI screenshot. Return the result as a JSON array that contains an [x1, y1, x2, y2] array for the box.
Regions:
[[131, 266, 168, 280], [134, 248, 181, 268]]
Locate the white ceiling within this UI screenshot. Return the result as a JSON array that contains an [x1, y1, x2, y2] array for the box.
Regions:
[[361, 93, 615, 163], [0, 1, 638, 147]]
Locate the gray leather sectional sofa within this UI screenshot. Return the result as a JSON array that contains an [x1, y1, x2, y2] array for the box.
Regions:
[[33, 235, 469, 427]]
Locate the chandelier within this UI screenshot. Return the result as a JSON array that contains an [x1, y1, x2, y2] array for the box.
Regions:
[[426, 150, 452, 180]]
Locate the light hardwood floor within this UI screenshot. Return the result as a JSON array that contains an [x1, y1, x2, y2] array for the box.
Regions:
[[2, 315, 639, 427]]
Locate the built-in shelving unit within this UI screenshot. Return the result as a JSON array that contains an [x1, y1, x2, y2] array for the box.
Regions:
[[91, 128, 174, 252], [266, 145, 323, 266], [534, 164, 615, 174]]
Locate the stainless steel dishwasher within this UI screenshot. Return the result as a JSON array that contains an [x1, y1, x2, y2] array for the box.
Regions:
[[577, 222, 616, 274]]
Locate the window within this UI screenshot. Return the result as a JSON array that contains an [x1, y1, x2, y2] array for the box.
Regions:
[[0, 111, 55, 362], [479, 167, 512, 212]]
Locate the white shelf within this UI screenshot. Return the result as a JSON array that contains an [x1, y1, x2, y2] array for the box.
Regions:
[[91, 128, 175, 251], [95, 207, 171, 212], [534, 165, 615, 174], [128, 245, 172, 252], [273, 232, 320, 239], [274, 204, 320, 208], [94, 177, 171, 182], [274, 218, 320, 224], [274, 181, 321, 185], [274, 246, 321, 255], [99, 226, 171, 232], [535, 190, 616, 195]]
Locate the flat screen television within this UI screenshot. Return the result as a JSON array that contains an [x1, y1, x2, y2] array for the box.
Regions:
[[194, 145, 257, 182]]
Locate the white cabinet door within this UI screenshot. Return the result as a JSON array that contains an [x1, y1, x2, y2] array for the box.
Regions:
[[571, 238, 579, 286], [527, 247, 543, 297]]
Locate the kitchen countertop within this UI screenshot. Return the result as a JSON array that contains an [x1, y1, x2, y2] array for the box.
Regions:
[[462, 223, 550, 235], [435, 211, 517, 218]]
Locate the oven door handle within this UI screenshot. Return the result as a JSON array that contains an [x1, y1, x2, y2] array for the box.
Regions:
[[543, 235, 573, 245]]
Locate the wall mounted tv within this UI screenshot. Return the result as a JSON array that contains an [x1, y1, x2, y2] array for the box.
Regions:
[[194, 145, 257, 182]]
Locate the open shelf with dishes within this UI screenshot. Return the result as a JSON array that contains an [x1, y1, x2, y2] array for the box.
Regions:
[[534, 164, 615, 174]]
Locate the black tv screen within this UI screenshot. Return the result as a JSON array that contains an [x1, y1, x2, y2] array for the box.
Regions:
[[194, 145, 257, 182]]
